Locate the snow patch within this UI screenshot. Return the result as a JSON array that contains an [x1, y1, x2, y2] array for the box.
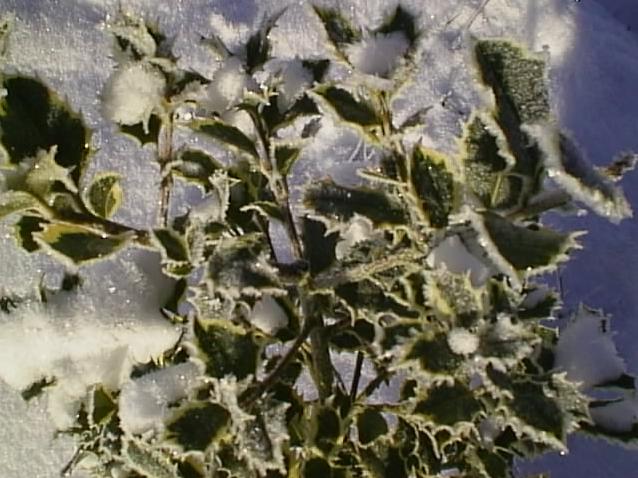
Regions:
[[249, 295, 288, 335], [427, 235, 491, 287], [345, 32, 409, 77], [447, 327, 479, 355]]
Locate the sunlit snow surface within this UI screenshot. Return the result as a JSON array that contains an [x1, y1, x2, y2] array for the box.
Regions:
[[0, 0, 637, 476]]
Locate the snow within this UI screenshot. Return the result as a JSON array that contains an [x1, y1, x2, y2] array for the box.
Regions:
[[447, 327, 479, 355], [345, 32, 409, 78], [589, 393, 638, 434], [249, 295, 288, 334], [426, 234, 492, 287], [1, 0, 638, 476], [118, 361, 201, 435], [554, 305, 626, 390]]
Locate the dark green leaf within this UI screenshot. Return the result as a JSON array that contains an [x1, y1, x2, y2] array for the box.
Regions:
[[301, 216, 338, 276], [315, 86, 381, 127], [166, 401, 231, 451], [411, 148, 455, 228], [511, 381, 565, 439], [85, 173, 123, 219], [405, 333, 462, 374], [482, 212, 575, 271], [15, 215, 47, 252], [475, 40, 550, 125], [414, 382, 482, 426], [357, 409, 389, 445], [21, 376, 56, 401], [304, 457, 333, 478], [336, 280, 417, 319], [36, 223, 129, 264], [245, 8, 286, 73], [275, 145, 301, 177], [191, 119, 258, 158], [119, 114, 161, 145], [0, 76, 90, 182], [302, 59, 331, 82], [175, 149, 225, 189], [377, 5, 418, 47], [305, 179, 405, 226], [153, 228, 190, 262], [192, 318, 260, 379], [314, 406, 341, 453], [90, 385, 117, 426], [313, 6, 361, 48]]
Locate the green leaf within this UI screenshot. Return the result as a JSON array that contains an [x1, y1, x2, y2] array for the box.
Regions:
[[35, 222, 130, 264], [85, 173, 123, 219], [475, 40, 550, 125], [275, 144, 301, 177], [336, 279, 417, 319], [190, 119, 258, 158], [510, 381, 565, 439], [191, 318, 260, 379], [377, 5, 418, 48], [315, 86, 381, 127], [89, 385, 117, 426], [303, 457, 332, 478], [153, 228, 190, 262], [462, 115, 522, 210], [0, 76, 90, 181], [481, 212, 576, 271], [410, 147, 456, 228], [174, 149, 225, 190], [302, 59, 331, 83], [21, 376, 56, 401], [24, 146, 78, 200], [14, 215, 47, 252], [357, 409, 389, 445], [123, 439, 178, 478], [119, 114, 162, 145], [245, 8, 286, 73], [305, 179, 405, 226], [0, 191, 48, 219], [165, 401, 231, 452], [313, 406, 341, 454], [312, 6, 361, 49], [301, 216, 338, 276], [405, 332, 462, 375], [414, 382, 482, 426]]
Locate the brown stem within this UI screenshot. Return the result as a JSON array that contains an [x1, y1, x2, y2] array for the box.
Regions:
[[349, 351, 364, 403], [157, 115, 174, 228]]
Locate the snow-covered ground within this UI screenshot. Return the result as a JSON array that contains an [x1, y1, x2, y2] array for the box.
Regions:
[[1, 0, 637, 476]]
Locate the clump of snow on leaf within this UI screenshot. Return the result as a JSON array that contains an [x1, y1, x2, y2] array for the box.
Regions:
[[345, 32, 409, 77], [427, 235, 491, 287], [554, 305, 626, 389], [447, 327, 479, 355], [203, 56, 253, 113], [249, 295, 288, 335], [590, 393, 638, 433], [102, 62, 166, 132], [118, 362, 200, 434], [335, 215, 380, 260]]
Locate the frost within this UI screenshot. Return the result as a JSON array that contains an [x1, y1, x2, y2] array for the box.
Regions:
[[266, 58, 313, 112], [554, 305, 626, 390], [335, 214, 380, 260], [119, 362, 200, 435], [202, 56, 252, 114], [249, 295, 288, 335], [102, 62, 166, 133], [447, 327, 479, 355], [427, 235, 491, 287], [345, 32, 409, 77]]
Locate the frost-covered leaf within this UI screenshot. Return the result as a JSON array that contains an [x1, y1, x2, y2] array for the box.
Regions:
[[305, 178, 404, 226], [475, 40, 550, 125], [0, 190, 48, 219], [526, 124, 632, 222], [414, 382, 482, 426], [190, 118, 258, 158], [89, 385, 117, 426], [190, 318, 260, 380], [357, 408, 389, 445], [462, 115, 521, 209], [377, 5, 418, 48], [35, 222, 130, 264], [410, 147, 456, 228], [153, 228, 190, 262], [122, 438, 178, 478], [21, 146, 78, 203], [313, 6, 361, 50], [478, 212, 577, 273], [119, 114, 162, 145], [312, 406, 341, 454], [405, 332, 462, 375], [165, 401, 231, 452], [314, 86, 381, 128], [108, 13, 158, 59], [336, 279, 416, 320], [0, 76, 90, 179], [426, 269, 485, 327], [173, 149, 225, 190], [84, 172, 123, 219]]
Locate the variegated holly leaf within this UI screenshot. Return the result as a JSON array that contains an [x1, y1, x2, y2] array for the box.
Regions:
[[357, 408, 389, 445], [314, 86, 381, 129], [404, 331, 462, 375], [0, 76, 90, 182], [305, 178, 405, 226], [414, 382, 483, 427], [313, 6, 361, 51], [190, 118, 258, 158], [165, 401, 231, 452], [245, 8, 286, 73], [410, 147, 456, 228], [189, 318, 260, 380], [84, 172, 123, 219], [34, 222, 130, 264]]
